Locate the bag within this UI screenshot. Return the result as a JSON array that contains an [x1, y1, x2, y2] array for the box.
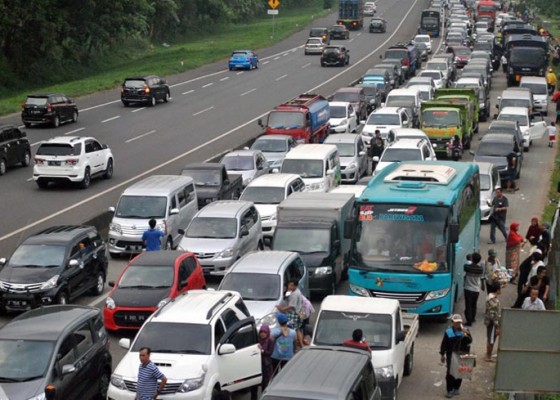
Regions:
[[450, 352, 476, 380], [299, 295, 315, 320]]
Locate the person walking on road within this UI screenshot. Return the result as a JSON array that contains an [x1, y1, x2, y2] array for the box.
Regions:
[[368, 136, 384, 174], [439, 314, 472, 398], [137, 347, 167, 400], [522, 288, 546, 310], [506, 222, 525, 283], [276, 280, 304, 347], [463, 252, 484, 326], [488, 187, 509, 244], [142, 218, 165, 251], [484, 284, 502, 362], [547, 121, 557, 147], [546, 67, 558, 95]]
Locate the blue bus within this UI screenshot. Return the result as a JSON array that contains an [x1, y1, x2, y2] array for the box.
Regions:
[[419, 9, 441, 37], [346, 161, 480, 317]]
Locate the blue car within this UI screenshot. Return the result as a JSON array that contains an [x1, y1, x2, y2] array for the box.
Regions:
[[228, 50, 259, 70]]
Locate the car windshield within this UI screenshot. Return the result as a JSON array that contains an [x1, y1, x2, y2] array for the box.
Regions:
[[281, 159, 324, 178], [314, 311, 392, 349], [240, 187, 286, 205], [500, 99, 530, 109], [371, 19, 384, 25], [36, 143, 81, 156], [480, 174, 491, 191], [386, 95, 415, 108], [426, 63, 446, 71], [181, 170, 221, 186], [521, 83, 547, 95], [124, 80, 146, 88], [8, 245, 65, 268], [118, 265, 174, 289], [251, 138, 288, 153], [415, 36, 430, 43], [420, 71, 441, 80], [324, 47, 342, 55], [385, 50, 407, 60], [25, 97, 48, 106], [367, 114, 400, 125], [329, 105, 348, 118], [331, 26, 345, 31], [115, 196, 167, 219], [273, 228, 330, 253], [498, 114, 528, 126], [186, 217, 237, 239], [220, 273, 280, 301], [307, 39, 322, 45], [332, 93, 358, 103], [381, 148, 421, 162], [268, 111, 305, 129], [422, 110, 460, 127], [418, 90, 431, 101], [132, 322, 211, 355], [222, 156, 254, 171], [454, 48, 471, 56], [477, 142, 512, 156], [0, 340, 54, 381]]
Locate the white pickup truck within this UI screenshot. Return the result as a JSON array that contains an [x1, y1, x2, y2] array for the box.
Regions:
[[311, 295, 419, 400]]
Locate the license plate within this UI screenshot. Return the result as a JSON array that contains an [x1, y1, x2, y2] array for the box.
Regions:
[[31, 110, 41, 114], [126, 245, 142, 251], [48, 161, 61, 166], [126, 315, 145, 322], [515, 75, 521, 81], [8, 300, 27, 307]]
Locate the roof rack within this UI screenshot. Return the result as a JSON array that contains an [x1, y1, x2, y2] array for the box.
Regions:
[[206, 292, 234, 320]]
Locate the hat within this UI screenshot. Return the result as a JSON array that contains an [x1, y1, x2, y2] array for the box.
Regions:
[[495, 185, 502, 190], [488, 249, 497, 257], [450, 314, 463, 323], [276, 313, 288, 325]]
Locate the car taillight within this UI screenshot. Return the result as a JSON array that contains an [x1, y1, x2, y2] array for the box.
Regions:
[[352, 22, 357, 26], [34, 158, 44, 165], [65, 159, 79, 166], [402, 59, 409, 66], [144, 85, 150, 94], [338, 22, 343, 25], [47, 103, 53, 111]]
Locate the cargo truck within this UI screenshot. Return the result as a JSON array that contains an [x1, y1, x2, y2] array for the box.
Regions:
[[434, 88, 480, 131], [258, 94, 330, 144], [337, 0, 364, 30], [269, 192, 354, 296]]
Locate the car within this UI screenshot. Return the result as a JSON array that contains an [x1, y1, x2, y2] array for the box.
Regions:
[[330, 87, 368, 122], [355, 83, 382, 113], [471, 133, 523, 181], [304, 37, 326, 55], [329, 24, 350, 40], [369, 17, 387, 33], [406, 76, 437, 92], [0, 305, 112, 400], [0, 125, 31, 176], [496, 107, 547, 151], [220, 149, 270, 187], [425, 59, 451, 83], [249, 134, 298, 168], [0, 225, 108, 312], [120, 75, 170, 107], [414, 84, 435, 102], [320, 45, 350, 67], [418, 69, 446, 89], [104, 251, 206, 331], [379, 59, 406, 85], [328, 101, 358, 133], [21, 93, 78, 128], [109, 290, 260, 400], [414, 34, 432, 53], [228, 49, 259, 70], [373, 138, 437, 174], [474, 161, 500, 221], [309, 27, 330, 44], [323, 134, 368, 183], [364, 1, 377, 16], [218, 251, 309, 327], [361, 107, 413, 145], [33, 136, 114, 189]]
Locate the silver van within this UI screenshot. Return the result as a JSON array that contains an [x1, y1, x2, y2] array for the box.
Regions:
[[108, 175, 198, 257], [474, 162, 499, 221], [519, 76, 549, 116], [177, 200, 262, 275]]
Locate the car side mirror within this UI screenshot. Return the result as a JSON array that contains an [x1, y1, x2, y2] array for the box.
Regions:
[[396, 330, 407, 344], [359, 151, 366, 156], [169, 208, 180, 216], [218, 343, 236, 355], [372, 156, 380, 162], [240, 226, 249, 237], [0, 258, 5, 266], [61, 364, 76, 376], [68, 259, 79, 268], [272, 168, 279, 174], [178, 229, 186, 236], [119, 338, 131, 349], [326, 169, 334, 176], [108, 281, 115, 288], [257, 118, 263, 128], [108, 206, 115, 213]]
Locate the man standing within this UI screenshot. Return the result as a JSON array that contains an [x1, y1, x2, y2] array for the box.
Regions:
[[522, 288, 546, 310], [276, 280, 304, 347], [142, 219, 165, 251], [368, 136, 384, 174], [137, 347, 167, 400], [484, 284, 502, 362], [439, 314, 472, 398], [464, 253, 484, 326], [488, 187, 508, 244], [505, 151, 519, 192]]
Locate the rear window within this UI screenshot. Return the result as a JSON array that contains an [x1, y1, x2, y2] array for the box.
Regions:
[[36, 143, 82, 156], [520, 82, 547, 95], [324, 47, 341, 54], [25, 97, 48, 106], [385, 49, 407, 60], [124, 79, 146, 88]]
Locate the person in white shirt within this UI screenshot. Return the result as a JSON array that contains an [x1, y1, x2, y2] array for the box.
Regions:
[[521, 288, 546, 310]]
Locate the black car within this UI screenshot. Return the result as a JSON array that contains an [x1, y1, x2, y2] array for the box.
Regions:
[[0, 305, 112, 400], [329, 25, 350, 40], [0, 225, 108, 312], [0, 125, 31, 176], [120, 75, 170, 107], [21, 93, 78, 128], [321, 46, 350, 67], [369, 17, 387, 33]]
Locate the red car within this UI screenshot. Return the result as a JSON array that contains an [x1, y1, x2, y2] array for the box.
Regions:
[[104, 251, 206, 331], [447, 46, 471, 69]]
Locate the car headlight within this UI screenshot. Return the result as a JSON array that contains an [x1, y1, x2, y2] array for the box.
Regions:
[[315, 266, 332, 275], [425, 288, 450, 300], [109, 223, 122, 234], [339, 118, 348, 126], [40, 275, 59, 290], [270, 213, 277, 221], [349, 284, 371, 297], [243, 177, 252, 186], [508, 67, 513, 74], [157, 298, 171, 309], [27, 394, 46, 400], [219, 248, 237, 258], [110, 373, 127, 390], [347, 161, 357, 169], [106, 297, 116, 310], [375, 365, 394, 379], [259, 312, 277, 327], [179, 375, 205, 392]]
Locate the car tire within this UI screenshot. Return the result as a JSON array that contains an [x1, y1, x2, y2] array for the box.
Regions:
[[0, 158, 6, 176], [21, 150, 31, 167], [150, 96, 156, 107], [52, 115, 60, 128], [97, 371, 110, 400], [36, 179, 49, 189], [211, 386, 222, 400], [103, 159, 113, 179], [122, 101, 129, 107], [165, 237, 173, 250], [71, 110, 78, 123], [91, 271, 105, 296], [56, 291, 68, 305], [80, 167, 91, 189], [404, 345, 414, 376], [164, 91, 170, 103], [255, 61, 259, 69], [24, 122, 31, 128]]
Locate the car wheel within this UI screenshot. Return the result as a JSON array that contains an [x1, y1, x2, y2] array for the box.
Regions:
[[24, 122, 31, 128], [56, 291, 68, 305], [229, 67, 233, 71], [21, 150, 31, 167], [211, 386, 222, 400], [91, 271, 105, 296], [52, 115, 60, 128], [109, 252, 120, 259], [80, 167, 91, 189], [97, 371, 110, 400], [36, 179, 49, 189], [150, 96, 156, 107], [0, 158, 6, 176], [329, 274, 337, 295], [404, 346, 414, 376], [165, 237, 173, 250], [71, 110, 78, 123], [103, 158, 113, 179], [163, 91, 170, 103], [122, 101, 129, 107], [305, 51, 309, 55]]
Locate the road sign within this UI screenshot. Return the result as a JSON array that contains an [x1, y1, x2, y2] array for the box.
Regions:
[[267, 9, 279, 15], [268, 0, 280, 9]]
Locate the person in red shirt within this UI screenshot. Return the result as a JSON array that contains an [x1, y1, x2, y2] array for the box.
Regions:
[[342, 329, 372, 352]]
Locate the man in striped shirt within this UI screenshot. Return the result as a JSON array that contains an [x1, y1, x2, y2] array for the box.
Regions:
[[137, 347, 167, 400]]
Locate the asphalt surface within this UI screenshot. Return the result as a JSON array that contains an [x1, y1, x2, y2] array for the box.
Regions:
[[0, 0, 557, 399]]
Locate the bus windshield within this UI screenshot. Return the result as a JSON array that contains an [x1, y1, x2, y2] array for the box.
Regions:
[[352, 203, 449, 273]]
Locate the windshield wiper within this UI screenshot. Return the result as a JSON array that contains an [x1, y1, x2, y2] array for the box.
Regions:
[[153, 349, 205, 354]]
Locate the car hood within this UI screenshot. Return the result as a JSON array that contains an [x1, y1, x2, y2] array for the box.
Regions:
[[115, 352, 210, 381], [329, 117, 347, 126], [178, 237, 237, 253], [362, 125, 394, 135], [2, 378, 46, 400], [254, 204, 278, 219], [299, 252, 330, 268], [245, 300, 278, 321], [473, 155, 507, 169], [261, 152, 286, 164], [0, 266, 59, 284], [340, 156, 357, 167], [111, 287, 171, 308]]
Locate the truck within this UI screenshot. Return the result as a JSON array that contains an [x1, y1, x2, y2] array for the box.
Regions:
[[312, 295, 419, 400], [337, 0, 364, 30], [269, 192, 354, 296], [434, 88, 480, 128], [505, 34, 549, 86], [180, 163, 243, 208], [476, 1, 497, 24], [420, 100, 475, 154], [258, 94, 330, 144]]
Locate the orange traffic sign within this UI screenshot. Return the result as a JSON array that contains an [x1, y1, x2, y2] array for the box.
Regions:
[[268, 0, 280, 9]]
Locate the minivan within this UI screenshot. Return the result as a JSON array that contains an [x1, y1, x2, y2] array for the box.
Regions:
[[519, 76, 548, 116], [280, 144, 341, 192], [383, 88, 422, 127], [496, 88, 534, 114], [108, 175, 198, 257], [324, 133, 368, 183]]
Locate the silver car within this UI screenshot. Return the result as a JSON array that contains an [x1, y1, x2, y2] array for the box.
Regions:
[[323, 134, 367, 183], [249, 134, 298, 169], [304, 37, 326, 55], [220, 149, 270, 187]]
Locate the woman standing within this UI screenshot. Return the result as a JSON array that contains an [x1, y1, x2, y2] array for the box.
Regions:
[[525, 217, 543, 243], [506, 222, 524, 282], [258, 325, 275, 390]]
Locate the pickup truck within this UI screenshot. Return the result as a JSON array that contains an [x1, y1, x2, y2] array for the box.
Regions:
[[312, 295, 419, 400], [180, 163, 243, 208]]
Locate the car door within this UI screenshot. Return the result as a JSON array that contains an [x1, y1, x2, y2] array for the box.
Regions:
[[348, 104, 357, 132], [287, 256, 309, 298], [69, 320, 99, 399], [3, 129, 18, 167], [529, 112, 547, 140], [217, 317, 261, 392], [51, 333, 80, 400], [177, 256, 202, 293], [11, 128, 27, 165], [84, 140, 102, 175], [239, 210, 254, 255], [356, 137, 367, 175], [64, 242, 89, 298], [78, 235, 100, 292]]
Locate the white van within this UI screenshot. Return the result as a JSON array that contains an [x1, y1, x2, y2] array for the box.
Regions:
[[383, 88, 422, 126], [519, 76, 549, 116], [496, 88, 534, 114], [108, 175, 198, 257], [280, 144, 341, 192], [497, 106, 547, 150]]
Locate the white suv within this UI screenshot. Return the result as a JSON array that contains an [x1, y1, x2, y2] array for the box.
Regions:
[[373, 138, 437, 174], [108, 290, 261, 400], [33, 136, 113, 189], [361, 107, 412, 145]]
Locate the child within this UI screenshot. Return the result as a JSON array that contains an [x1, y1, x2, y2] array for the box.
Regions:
[[547, 121, 557, 147]]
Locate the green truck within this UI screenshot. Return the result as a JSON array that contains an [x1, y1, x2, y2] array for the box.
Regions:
[[434, 88, 480, 132], [419, 99, 476, 154]]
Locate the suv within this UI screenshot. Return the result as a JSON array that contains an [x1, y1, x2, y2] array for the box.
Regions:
[[33, 136, 114, 189], [108, 290, 260, 400], [361, 107, 412, 145], [0, 225, 108, 312], [120, 75, 170, 107], [320, 45, 350, 67], [373, 138, 437, 174], [330, 87, 368, 122], [21, 93, 78, 128], [0, 125, 31, 176], [329, 25, 350, 40], [0, 305, 112, 400], [309, 27, 330, 44]]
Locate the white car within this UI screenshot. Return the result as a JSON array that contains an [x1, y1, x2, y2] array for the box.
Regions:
[[418, 70, 446, 89], [497, 107, 547, 150], [33, 136, 113, 189], [373, 138, 437, 174], [414, 34, 432, 53], [361, 107, 413, 145], [424, 60, 450, 83], [328, 101, 358, 133], [364, 1, 377, 15], [220, 149, 270, 187]]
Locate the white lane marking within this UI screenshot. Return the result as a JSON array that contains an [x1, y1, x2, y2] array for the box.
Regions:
[[236, 71, 244, 75], [101, 116, 120, 123], [26, 177, 33, 182], [125, 130, 157, 143], [357, 33, 362, 37], [131, 107, 145, 113], [64, 127, 85, 136], [193, 106, 214, 116], [240, 88, 257, 96], [301, 63, 312, 69], [0, 0, 421, 245], [88, 294, 107, 307], [220, 77, 229, 81], [349, 38, 355, 42], [263, 61, 270, 65], [283, 53, 289, 57], [276, 74, 288, 81], [202, 83, 213, 88], [182, 89, 194, 95], [274, 57, 280, 60]]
